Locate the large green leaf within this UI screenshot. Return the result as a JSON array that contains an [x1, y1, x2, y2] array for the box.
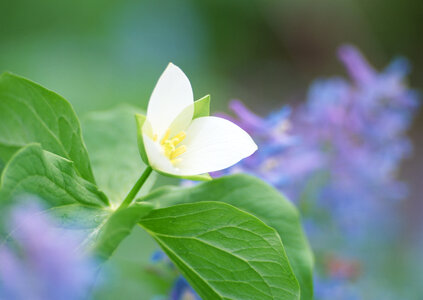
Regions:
[[82, 105, 156, 207], [0, 143, 152, 262], [140, 174, 314, 299], [139, 201, 300, 300], [0, 72, 94, 182], [0, 144, 108, 207]]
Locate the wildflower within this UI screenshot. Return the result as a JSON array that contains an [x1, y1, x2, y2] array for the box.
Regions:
[[136, 63, 257, 178], [213, 45, 419, 299], [220, 45, 418, 235]]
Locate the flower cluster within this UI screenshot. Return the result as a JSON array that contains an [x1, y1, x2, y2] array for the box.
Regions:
[[221, 45, 418, 236], [214, 45, 419, 299], [0, 201, 97, 300]]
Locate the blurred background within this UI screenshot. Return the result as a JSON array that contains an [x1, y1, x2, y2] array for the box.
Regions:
[[0, 0, 422, 299]]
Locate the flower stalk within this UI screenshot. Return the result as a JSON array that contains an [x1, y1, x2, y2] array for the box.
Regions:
[[118, 166, 153, 210]]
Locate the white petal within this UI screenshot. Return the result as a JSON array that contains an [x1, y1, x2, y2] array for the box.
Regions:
[[143, 134, 180, 175], [146, 63, 194, 139], [176, 116, 258, 175]]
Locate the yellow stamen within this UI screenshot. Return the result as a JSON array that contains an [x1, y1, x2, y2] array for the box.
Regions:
[[159, 129, 188, 165], [171, 131, 186, 145], [170, 158, 182, 165], [163, 141, 175, 158], [160, 129, 171, 145], [171, 145, 187, 159]]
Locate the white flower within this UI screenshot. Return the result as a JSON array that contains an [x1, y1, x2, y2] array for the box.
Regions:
[[137, 63, 257, 179]]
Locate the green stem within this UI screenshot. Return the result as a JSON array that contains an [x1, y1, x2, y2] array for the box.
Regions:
[[118, 166, 153, 210]]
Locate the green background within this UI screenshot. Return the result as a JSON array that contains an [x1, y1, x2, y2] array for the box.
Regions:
[[1, 0, 422, 299]]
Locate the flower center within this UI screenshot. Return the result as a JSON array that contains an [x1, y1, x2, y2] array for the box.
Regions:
[[157, 129, 187, 165]]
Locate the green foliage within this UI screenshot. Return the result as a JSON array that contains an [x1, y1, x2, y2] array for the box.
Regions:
[[0, 143, 153, 263], [140, 174, 314, 300], [0, 75, 155, 263], [0, 73, 95, 182], [0, 73, 313, 299], [140, 201, 300, 300], [0, 144, 108, 208], [83, 106, 156, 206]]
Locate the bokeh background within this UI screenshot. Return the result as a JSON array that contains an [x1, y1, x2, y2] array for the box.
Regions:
[[1, 0, 422, 299]]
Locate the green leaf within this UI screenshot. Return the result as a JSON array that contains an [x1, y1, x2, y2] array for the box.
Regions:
[[0, 144, 19, 174], [0, 144, 108, 207], [193, 95, 210, 119], [139, 201, 300, 300], [140, 174, 314, 300], [0, 72, 95, 182], [0, 143, 152, 262], [83, 106, 156, 206]]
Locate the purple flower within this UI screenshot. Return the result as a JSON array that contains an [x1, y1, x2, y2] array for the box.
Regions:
[[0, 201, 97, 300], [221, 45, 419, 236], [175, 45, 419, 299], [213, 45, 419, 298], [337, 45, 376, 85]]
